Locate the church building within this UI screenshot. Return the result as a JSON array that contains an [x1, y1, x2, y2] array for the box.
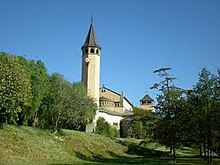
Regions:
[[81, 22, 154, 132], [98, 86, 133, 128], [81, 23, 134, 131]]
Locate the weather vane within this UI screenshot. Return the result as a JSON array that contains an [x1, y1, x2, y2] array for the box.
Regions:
[[91, 16, 93, 24]]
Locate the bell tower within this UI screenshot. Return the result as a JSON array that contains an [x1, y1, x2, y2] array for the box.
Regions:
[[81, 23, 101, 106]]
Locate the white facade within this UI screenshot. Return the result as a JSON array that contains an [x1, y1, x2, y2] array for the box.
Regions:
[[95, 111, 123, 130], [122, 98, 133, 112]]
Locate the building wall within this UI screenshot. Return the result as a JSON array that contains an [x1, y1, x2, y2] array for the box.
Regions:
[[100, 87, 133, 112], [95, 111, 123, 129], [140, 103, 155, 111], [123, 98, 133, 112], [98, 88, 133, 130], [100, 88, 121, 102]]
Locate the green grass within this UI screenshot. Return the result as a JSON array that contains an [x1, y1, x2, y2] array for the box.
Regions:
[[0, 124, 220, 165]]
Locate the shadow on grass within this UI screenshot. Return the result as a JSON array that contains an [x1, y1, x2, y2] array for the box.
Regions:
[[71, 139, 172, 164], [118, 139, 169, 157], [84, 157, 171, 165], [52, 139, 220, 165], [50, 157, 171, 165], [73, 151, 171, 165]]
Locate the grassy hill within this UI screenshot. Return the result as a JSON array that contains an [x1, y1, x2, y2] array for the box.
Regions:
[[0, 124, 219, 165]]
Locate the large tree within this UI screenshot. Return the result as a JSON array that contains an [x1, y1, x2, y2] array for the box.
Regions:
[[63, 82, 97, 131], [130, 107, 157, 139], [38, 73, 97, 131], [187, 68, 220, 164], [0, 52, 32, 124], [151, 68, 186, 164], [17, 57, 49, 126]]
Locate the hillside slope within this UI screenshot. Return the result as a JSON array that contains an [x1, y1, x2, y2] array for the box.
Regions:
[[0, 124, 132, 164], [1, 124, 219, 165]]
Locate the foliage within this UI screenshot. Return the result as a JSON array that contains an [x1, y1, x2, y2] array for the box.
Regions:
[[38, 74, 97, 131], [185, 68, 220, 164], [17, 57, 50, 126], [95, 117, 120, 138], [63, 83, 97, 131], [130, 107, 157, 139], [0, 52, 97, 132], [0, 52, 32, 124], [150, 67, 220, 164], [151, 68, 186, 164]]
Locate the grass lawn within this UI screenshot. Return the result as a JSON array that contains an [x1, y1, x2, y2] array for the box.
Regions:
[[0, 124, 219, 165]]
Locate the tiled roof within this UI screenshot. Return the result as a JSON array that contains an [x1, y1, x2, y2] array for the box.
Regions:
[[82, 23, 101, 49], [99, 96, 113, 102], [99, 108, 134, 117], [140, 94, 154, 102]]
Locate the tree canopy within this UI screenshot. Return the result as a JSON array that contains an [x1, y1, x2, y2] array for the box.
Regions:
[[0, 52, 97, 132], [0, 52, 32, 124]]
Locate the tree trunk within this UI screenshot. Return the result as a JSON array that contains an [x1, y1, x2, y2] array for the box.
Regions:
[[200, 145, 202, 157], [204, 142, 207, 161], [170, 146, 172, 155], [32, 114, 38, 127], [173, 146, 176, 165]]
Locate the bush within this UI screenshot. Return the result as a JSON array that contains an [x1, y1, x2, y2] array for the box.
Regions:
[[95, 117, 119, 138], [108, 127, 120, 138]]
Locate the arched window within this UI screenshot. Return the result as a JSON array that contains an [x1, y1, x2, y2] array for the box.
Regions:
[[96, 49, 99, 54], [90, 48, 94, 53]]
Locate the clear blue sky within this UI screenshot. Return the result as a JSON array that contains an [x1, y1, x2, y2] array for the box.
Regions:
[[0, 0, 220, 106]]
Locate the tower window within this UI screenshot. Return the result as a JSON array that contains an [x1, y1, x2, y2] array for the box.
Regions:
[[142, 101, 146, 105], [96, 49, 99, 54], [90, 48, 94, 53]]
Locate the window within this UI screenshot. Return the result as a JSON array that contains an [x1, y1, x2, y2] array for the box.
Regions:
[[96, 49, 99, 54], [90, 48, 94, 53], [147, 101, 152, 104], [101, 89, 106, 92], [115, 102, 120, 107], [142, 101, 146, 105], [113, 122, 118, 126]]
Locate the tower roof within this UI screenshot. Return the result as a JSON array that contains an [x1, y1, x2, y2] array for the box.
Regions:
[[140, 94, 154, 102], [82, 23, 101, 49]]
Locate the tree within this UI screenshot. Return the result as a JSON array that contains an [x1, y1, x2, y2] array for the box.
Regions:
[[0, 52, 32, 124], [187, 68, 219, 164], [17, 57, 49, 126], [151, 68, 185, 164], [130, 107, 157, 139], [213, 69, 220, 154], [63, 83, 97, 131], [40, 73, 69, 131], [38, 74, 97, 131]]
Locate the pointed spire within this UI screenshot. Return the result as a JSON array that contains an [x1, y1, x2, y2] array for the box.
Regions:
[[82, 23, 101, 49]]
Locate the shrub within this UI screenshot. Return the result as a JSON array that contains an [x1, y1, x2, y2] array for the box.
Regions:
[[95, 117, 119, 138]]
